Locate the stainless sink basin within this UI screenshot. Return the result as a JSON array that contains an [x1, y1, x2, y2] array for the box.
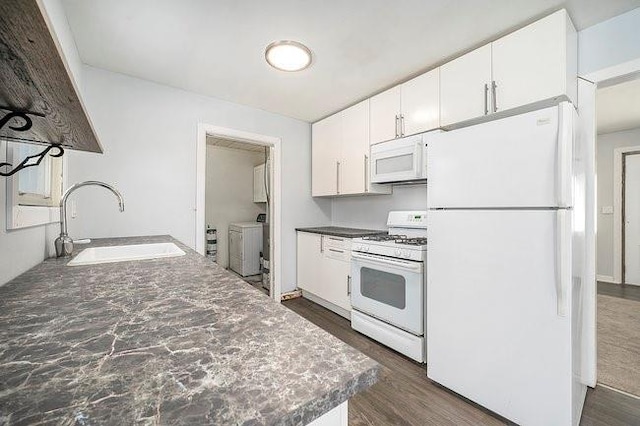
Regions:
[[67, 242, 185, 266]]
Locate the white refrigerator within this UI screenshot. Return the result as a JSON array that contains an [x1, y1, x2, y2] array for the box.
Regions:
[[426, 102, 595, 426]]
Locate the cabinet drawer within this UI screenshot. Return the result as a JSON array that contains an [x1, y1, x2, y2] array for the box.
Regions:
[[323, 235, 351, 251], [324, 246, 350, 262]]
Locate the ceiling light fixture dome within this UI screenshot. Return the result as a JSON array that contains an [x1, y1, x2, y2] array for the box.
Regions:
[[265, 40, 312, 72]]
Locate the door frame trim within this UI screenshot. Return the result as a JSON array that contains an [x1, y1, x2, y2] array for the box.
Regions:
[[620, 150, 640, 285], [196, 123, 282, 303]]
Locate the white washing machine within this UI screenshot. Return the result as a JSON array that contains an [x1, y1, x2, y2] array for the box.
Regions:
[[228, 222, 263, 277]]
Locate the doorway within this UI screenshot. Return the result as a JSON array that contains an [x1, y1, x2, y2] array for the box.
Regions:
[[594, 75, 640, 398], [196, 124, 282, 302], [205, 136, 272, 295], [623, 151, 640, 285]]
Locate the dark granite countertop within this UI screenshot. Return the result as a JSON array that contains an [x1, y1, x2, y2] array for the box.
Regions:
[[0, 235, 379, 425], [295, 226, 386, 238]]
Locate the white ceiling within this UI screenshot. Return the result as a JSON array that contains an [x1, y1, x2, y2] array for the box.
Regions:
[[597, 77, 640, 135], [62, 0, 640, 122]]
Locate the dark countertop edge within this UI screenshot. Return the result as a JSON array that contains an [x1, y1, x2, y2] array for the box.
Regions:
[[295, 227, 387, 238], [278, 364, 381, 426]]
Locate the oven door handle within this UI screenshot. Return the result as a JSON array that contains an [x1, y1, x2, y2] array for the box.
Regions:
[[351, 252, 423, 272]]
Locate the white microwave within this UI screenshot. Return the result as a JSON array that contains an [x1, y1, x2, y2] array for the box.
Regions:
[[370, 131, 437, 184]]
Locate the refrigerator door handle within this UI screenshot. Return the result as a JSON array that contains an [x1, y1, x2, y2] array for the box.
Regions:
[[555, 209, 569, 317], [556, 105, 572, 207]]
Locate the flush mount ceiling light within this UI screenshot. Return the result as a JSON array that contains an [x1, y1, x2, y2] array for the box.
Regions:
[[265, 40, 312, 72]]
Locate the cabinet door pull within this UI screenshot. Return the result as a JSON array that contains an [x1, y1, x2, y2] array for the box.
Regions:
[[400, 114, 405, 136], [394, 115, 399, 138], [484, 83, 489, 115], [336, 161, 340, 194], [491, 80, 498, 113], [320, 236, 324, 253], [329, 248, 344, 253], [347, 275, 352, 295], [364, 154, 369, 192]]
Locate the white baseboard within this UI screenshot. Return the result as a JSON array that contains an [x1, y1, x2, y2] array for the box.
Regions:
[[596, 275, 619, 284]]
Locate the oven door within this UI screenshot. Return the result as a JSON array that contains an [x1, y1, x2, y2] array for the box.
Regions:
[[370, 134, 425, 184], [351, 251, 424, 335]]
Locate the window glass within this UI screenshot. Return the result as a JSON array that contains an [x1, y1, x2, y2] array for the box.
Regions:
[[15, 143, 52, 198], [4, 141, 62, 207]]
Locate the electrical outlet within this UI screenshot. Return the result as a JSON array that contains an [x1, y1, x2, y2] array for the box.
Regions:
[[601, 206, 614, 215]]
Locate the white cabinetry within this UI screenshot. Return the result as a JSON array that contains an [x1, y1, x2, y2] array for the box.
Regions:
[[297, 232, 323, 295], [370, 86, 401, 145], [491, 9, 576, 113], [297, 232, 352, 317], [440, 9, 576, 128], [253, 163, 268, 203], [401, 68, 440, 136], [369, 69, 440, 144], [312, 100, 391, 197], [440, 45, 492, 126], [312, 113, 341, 197]]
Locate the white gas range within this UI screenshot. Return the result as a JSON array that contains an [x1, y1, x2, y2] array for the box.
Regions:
[[350, 211, 427, 363]]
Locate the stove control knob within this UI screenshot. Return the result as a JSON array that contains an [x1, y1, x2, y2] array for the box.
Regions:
[[402, 250, 411, 259], [395, 249, 401, 256], [365, 246, 370, 252]]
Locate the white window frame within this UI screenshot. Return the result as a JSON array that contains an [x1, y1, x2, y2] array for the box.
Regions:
[[4, 141, 64, 230]]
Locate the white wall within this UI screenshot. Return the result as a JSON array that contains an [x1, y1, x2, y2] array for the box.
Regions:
[[0, 142, 61, 285], [206, 145, 266, 268], [596, 127, 640, 279], [578, 7, 640, 76], [331, 185, 427, 230], [67, 66, 331, 292]]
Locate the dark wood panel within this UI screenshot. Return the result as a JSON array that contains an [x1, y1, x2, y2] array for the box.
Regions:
[[0, 0, 102, 152], [581, 386, 640, 426], [283, 297, 640, 426], [598, 281, 640, 302]]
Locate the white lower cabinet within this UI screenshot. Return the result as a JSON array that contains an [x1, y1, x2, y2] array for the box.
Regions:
[[297, 232, 352, 317]]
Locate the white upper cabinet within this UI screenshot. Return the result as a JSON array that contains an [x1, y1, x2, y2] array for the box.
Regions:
[[440, 9, 576, 128], [340, 100, 369, 195], [401, 68, 441, 136], [491, 9, 576, 113], [369, 86, 401, 145], [440, 45, 492, 127], [312, 113, 341, 197], [312, 100, 391, 197], [370, 71, 441, 145]]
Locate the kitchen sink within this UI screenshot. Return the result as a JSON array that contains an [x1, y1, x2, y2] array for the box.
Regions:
[[67, 242, 186, 266]]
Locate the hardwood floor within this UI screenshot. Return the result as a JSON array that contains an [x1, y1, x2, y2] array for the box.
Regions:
[[598, 281, 640, 302], [283, 297, 640, 426]]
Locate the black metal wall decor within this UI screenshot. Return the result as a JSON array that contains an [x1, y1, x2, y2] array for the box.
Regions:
[[0, 107, 65, 177]]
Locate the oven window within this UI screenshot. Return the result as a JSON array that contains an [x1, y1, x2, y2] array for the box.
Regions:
[[360, 267, 406, 309], [376, 153, 413, 175]]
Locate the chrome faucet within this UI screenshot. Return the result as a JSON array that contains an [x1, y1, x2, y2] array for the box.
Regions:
[[55, 181, 125, 257]]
